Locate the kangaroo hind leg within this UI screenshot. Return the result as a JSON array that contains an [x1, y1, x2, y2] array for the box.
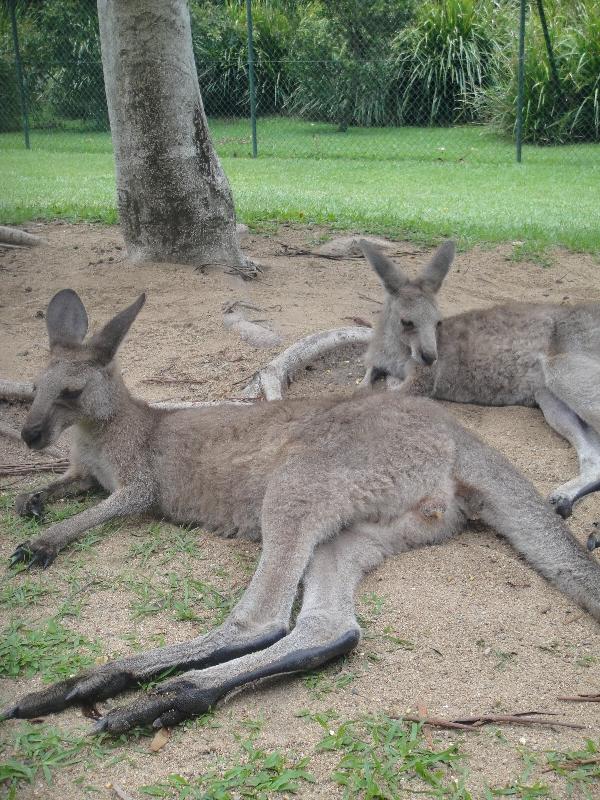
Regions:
[[79, 526, 390, 733], [537, 354, 600, 516]]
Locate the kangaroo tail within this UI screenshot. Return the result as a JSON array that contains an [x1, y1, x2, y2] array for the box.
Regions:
[[457, 435, 600, 621]]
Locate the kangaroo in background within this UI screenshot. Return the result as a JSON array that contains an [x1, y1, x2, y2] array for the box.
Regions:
[[361, 241, 600, 524], [4, 288, 600, 734]]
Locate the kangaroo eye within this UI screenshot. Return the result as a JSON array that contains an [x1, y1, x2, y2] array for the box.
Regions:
[[401, 319, 415, 331], [437, 320, 442, 328], [60, 388, 83, 402]]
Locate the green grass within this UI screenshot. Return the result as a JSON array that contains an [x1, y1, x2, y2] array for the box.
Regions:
[[0, 617, 101, 683], [1, 119, 599, 252], [139, 729, 315, 799], [0, 721, 145, 797], [314, 714, 470, 799]]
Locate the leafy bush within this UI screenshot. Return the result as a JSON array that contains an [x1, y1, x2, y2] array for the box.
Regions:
[[0, 57, 21, 132], [0, 0, 107, 130], [391, 0, 508, 126], [286, 0, 415, 129], [190, 0, 294, 117], [483, 0, 600, 143]]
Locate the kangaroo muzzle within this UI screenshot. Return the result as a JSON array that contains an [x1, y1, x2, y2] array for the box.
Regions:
[[21, 422, 47, 450]]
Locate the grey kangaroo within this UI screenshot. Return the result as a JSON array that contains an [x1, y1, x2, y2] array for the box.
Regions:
[[361, 240, 600, 524], [4, 288, 600, 735]]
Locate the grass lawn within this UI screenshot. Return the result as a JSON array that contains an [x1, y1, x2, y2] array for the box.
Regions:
[[1, 118, 599, 252]]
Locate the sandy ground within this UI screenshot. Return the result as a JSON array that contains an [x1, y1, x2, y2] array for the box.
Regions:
[[0, 222, 599, 798]]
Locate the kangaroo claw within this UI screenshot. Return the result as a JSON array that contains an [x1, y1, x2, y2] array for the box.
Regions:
[[0, 705, 18, 721], [88, 680, 219, 734], [549, 494, 573, 520], [14, 492, 45, 519], [587, 524, 600, 552], [10, 541, 57, 569]]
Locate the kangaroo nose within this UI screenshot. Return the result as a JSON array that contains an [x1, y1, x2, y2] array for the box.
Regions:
[[21, 424, 44, 449], [421, 352, 437, 366]]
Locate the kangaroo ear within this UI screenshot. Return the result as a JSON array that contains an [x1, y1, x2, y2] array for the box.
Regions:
[[420, 240, 455, 293], [88, 293, 146, 364], [359, 240, 408, 295], [46, 289, 89, 348]]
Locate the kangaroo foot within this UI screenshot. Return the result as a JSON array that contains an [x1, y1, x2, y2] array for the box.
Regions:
[[10, 540, 58, 569], [549, 492, 573, 520], [587, 522, 600, 552], [15, 491, 45, 519]]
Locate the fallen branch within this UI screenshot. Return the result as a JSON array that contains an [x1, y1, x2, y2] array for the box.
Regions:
[[343, 316, 373, 328], [241, 326, 372, 401], [0, 379, 35, 403], [358, 292, 383, 306], [401, 710, 584, 731], [0, 460, 69, 477], [558, 692, 600, 703], [274, 241, 364, 261], [0, 225, 47, 248], [140, 377, 208, 385]]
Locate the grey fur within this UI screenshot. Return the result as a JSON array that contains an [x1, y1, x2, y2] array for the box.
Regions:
[[6, 288, 600, 732], [363, 242, 600, 517]]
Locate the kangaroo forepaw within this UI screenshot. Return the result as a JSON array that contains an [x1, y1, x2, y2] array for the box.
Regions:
[[10, 540, 58, 569], [15, 491, 45, 519], [587, 522, 600, 552], [91, 679, 218, 734], [549, 493, 573, 520]]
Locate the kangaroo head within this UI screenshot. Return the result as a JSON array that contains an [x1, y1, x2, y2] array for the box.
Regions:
[[22, 289, 146, 450], [361, 240, 455, 367]]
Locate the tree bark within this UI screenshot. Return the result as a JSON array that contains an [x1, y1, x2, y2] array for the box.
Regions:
[[97, 0, 247, 269]]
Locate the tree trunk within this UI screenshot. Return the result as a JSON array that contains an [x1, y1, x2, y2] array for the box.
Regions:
[[97, 0, 247, 269]]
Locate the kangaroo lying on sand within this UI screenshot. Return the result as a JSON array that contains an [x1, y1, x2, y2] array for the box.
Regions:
[[4, 288, 600, 734], [361, 241, 600, 524]]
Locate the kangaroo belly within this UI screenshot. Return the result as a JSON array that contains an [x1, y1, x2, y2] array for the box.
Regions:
[[428, 305, 559, 406]]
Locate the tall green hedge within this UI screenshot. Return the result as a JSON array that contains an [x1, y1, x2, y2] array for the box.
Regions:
[[0, 0, 598, 143]]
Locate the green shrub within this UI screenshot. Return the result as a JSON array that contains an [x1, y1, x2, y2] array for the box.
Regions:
[[0, 0, 107, 130], [0, 57, 22, 133], [391, 0, 508, 126], [484, 0, 600, 144], [190, 0, 294, 117], [286, 0, 414, 129]]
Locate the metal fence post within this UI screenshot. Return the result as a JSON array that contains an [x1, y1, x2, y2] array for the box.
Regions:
[[9, 0, 30, 149], [515, 0, 526, 163], [245, 0, 258, 158]]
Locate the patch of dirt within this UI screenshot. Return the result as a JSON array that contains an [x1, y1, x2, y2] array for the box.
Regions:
[[1, 222, 600, 799]]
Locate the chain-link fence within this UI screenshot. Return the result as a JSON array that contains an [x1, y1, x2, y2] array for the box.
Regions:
[[1, 0, 599, 163]]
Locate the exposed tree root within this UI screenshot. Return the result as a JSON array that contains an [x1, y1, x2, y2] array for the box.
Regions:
[[240, 326, 372, 400], [401, 710, 584, 731], [223, 300, 282, 349], [0, 226, 47, 247]]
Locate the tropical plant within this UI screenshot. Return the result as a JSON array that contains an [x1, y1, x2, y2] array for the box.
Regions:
[[483, 0, 600, 143], [190, 0, 295, 117], [391, 0, 509, 126]]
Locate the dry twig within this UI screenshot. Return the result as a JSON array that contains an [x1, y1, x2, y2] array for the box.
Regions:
[[558, 692, 600, 703], [401, 710, 584, 731], [0, 460, 69, 477]]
